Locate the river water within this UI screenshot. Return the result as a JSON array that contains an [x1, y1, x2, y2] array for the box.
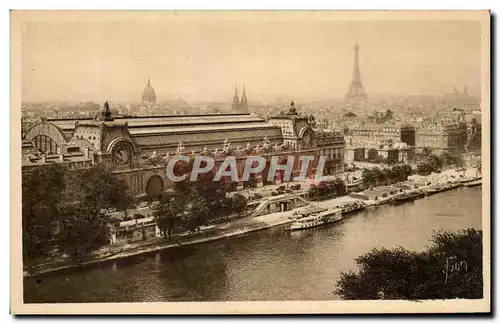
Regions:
[[24, 187, 482, 303]]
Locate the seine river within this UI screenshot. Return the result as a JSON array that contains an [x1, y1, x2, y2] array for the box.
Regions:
[[24, 187, 482, 303]]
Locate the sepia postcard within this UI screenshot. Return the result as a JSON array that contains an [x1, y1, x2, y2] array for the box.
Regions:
[[10, 10, 490, 314]]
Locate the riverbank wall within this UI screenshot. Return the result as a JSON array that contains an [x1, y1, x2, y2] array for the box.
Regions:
[[24, 211, 296, 278]]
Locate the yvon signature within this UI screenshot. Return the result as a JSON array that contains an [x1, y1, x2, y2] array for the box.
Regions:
[[443, 255, 468, 284]]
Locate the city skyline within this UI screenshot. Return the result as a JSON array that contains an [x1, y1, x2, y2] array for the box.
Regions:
[[14, 11, 488, 313], [21, 12, 481, 103]]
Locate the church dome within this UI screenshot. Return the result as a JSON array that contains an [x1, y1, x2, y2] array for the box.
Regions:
[[141, 78, 157, 104]]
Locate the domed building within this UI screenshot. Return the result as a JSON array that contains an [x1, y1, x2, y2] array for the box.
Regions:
[[141, 78, 157, 105]]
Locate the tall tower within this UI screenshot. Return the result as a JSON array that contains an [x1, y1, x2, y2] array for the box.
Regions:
[[345, 43, 367, 104], [232, 86, 240, 112], [240, 86, 248, 113]]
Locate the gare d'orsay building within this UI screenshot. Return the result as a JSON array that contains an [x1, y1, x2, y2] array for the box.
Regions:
[[23, 101, 346, 200]]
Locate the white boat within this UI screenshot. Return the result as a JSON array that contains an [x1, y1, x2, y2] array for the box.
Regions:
[[287, 208, 343, 231], [464, 179, 482, 187], [364, 196, 394, 206], [424, 186, 441, 195], [338, 201, 366, 214]]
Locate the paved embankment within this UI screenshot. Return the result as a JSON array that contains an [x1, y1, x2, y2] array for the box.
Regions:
[[24, 210, 296, 277]]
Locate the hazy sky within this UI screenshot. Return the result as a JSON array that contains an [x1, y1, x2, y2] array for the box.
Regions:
[[20, 13, 482, 103]]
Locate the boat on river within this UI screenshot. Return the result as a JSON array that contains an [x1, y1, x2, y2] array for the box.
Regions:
[[442, 182, 461, 191], [464, 179, 482, 187], [424, 186, 441, 195], [390, 190, 425, 204], [287, 208, 343, 231], [338, 200, 366, 215]]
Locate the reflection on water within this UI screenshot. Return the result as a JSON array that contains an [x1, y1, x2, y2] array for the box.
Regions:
[[24, 187, 482, 302]]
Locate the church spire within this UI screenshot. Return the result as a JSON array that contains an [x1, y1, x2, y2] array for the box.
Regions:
[[147, 77, 151, 87], [232, 85, 240, 112], [240, 85, 248, 113]]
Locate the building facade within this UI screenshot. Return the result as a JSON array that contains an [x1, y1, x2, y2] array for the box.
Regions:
[[23, 101, 346, 199], [415, 122, 467, 154], [344, 123, 416, 148]]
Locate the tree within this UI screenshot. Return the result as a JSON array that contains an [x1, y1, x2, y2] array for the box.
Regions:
[[421, 147, 433, 158], [416, 162, 435, 176], [362, 169, 376, 187], [23, 164, 136, 263], [22, 164, 68, 262], [336, 229, 482, 300], [79, 165, 134, 211], [57, 205, 111, 258], [428, 154, 443, 170], [439, 152, 465, 168], [439, 152, 454, 166], [390, 164, 413, 182], [400, 164, 413, 180], [153, 196, 182, 238], [231, 193, 248, 215], [184, 194, 210, 233], [372, 167, 386, 185], [334, 177, 347, 196], [416, 154, 443, 176]]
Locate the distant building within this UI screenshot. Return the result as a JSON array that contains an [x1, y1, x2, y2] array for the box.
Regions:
[[141, 78, 157, 105], [231, 85, 249, 114], [344, 123, 416, 148], [240, 86, 249, 113], [415, 122, 467, 154], [465, 119, 481, 153], [268, 101, 346, 175], [231, 86, 240, 112], [345, 141, 412, 164]]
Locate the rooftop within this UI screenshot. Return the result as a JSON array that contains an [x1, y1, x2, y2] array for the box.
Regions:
[[48, 113, 269, 131]]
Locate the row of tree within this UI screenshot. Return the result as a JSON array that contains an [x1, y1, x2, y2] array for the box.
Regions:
[[153, 170, 248, 237], [362, 164, 414, 187], [22, 164, 134, 263], [362, 149, 466, 185], [309, 178, 347, 201], [416, 150, 465, 176]]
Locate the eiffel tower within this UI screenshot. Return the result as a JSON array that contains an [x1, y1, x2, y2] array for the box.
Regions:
[[345, 43, 367, 104]]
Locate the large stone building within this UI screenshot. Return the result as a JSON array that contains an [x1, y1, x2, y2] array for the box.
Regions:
[[268, 101, 345, 175], [340, 122, 415, 164], [344, 123, 416, 148], [23, 101, 346, 199], [415, 122, 467, 154]]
